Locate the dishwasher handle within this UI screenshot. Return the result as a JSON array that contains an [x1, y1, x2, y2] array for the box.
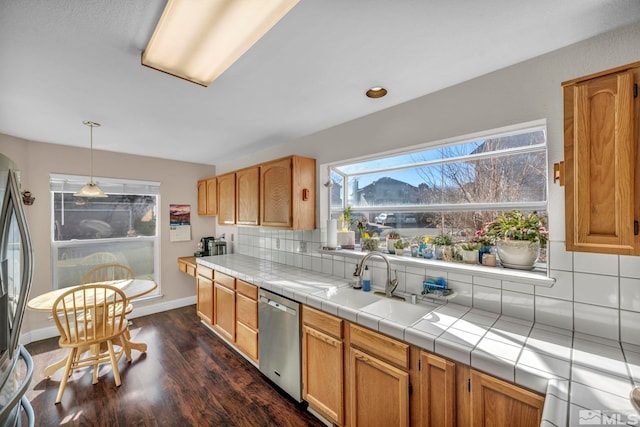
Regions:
[[260, 296, 297, 316]]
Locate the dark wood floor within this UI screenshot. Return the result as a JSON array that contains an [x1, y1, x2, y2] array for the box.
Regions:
[[25, 305, 325, 427]]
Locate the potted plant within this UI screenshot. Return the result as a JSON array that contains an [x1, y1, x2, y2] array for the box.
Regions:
[[459, 242, 481, 264], [337, 206, 355, 249], [472, 228, 495, 264], [357, 219, 380, 251], [483, 210, 548, 270], [393, 239, 407, 256], [432, 233, 453, 260], [386, 230, 401, 252]]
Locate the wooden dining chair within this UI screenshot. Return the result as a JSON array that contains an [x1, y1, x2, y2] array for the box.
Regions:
[[51, 284, 129, 404], [82, 264, 134, 284]]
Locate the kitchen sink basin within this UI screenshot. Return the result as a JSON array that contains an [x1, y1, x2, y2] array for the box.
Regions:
[[360, 298, 439, 325], [322, 287, 381, 310]]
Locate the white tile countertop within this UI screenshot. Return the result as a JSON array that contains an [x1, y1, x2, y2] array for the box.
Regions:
[[197, 254, 640, 427]]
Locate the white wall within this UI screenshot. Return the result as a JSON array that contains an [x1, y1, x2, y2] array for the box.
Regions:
[[229, 22, 640, 342], [0, 133, 216, 338]]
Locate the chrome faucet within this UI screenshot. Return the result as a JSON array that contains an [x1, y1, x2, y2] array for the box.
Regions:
[[354, 252, 400, 299]]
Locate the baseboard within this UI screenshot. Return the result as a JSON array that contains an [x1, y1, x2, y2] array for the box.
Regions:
[[20, 295, 197, 345]]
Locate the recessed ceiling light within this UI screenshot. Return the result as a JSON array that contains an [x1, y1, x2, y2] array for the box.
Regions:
[[365, 87, 388, 98]]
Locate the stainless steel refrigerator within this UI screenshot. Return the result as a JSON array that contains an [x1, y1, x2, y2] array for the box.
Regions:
[[0, 154, 34, 426]]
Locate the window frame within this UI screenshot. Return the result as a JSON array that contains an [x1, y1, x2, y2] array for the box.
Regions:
[[49, 174, 161, 298]]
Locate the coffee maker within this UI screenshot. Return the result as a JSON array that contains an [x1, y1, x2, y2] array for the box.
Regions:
[[195, 236, 227, 257]]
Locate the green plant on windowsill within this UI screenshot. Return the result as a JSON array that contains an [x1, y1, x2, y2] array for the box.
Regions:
[[394, 239, 408, 250], [339, 206, 353, 231], [459, 242, 481, 251], [432, 233, 452, 246]]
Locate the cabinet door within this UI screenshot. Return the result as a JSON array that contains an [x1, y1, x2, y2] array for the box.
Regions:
[[217, 172, 236, 225], [564, 69, 636, 254], [236, 166, 260, 225], [420, 352, 456, 427], [470, 370, 544, 427], [350, 347, 409, 427], [196, 276, 213, 324], [206, 177, 218, 215], [303, 325, 344, 425], [214, 282, 235, 341], [197, 179, 207, 215], [261, 157, 293, 228]]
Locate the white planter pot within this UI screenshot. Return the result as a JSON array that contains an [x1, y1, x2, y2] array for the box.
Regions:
[[496, 240, 540, 270], [460, 249, 479, 264]]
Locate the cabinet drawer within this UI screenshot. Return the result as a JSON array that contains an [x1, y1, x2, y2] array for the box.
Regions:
[[214, 271, 235, 290], [236, 280, 258, 300], [196, 265, 213, 280], [349, 323, 409, 370], [236, 321, 259, 362], [303, 306, 343, 339], [236, 294, 258, 329]]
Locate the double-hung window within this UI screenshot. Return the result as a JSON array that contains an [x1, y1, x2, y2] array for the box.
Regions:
[[328, 120, 548, 261], [50, 174, 160, 296]]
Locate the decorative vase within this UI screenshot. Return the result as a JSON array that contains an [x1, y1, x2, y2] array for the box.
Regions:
[[361, 237, 380, 252], [395, 248, 404, 256], [387, 238, 399, 253], [478, 246, 492, 264], [435, 245, 452, 261], [337, 231, 355, 249], [460, 249, 479, 264], [496, 240, 540, 270]]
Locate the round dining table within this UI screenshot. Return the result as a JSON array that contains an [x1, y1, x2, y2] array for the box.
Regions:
[[27, 279, 157, 377]]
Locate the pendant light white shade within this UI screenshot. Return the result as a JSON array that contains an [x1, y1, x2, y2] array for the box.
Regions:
[[74, 121, 107, 198]]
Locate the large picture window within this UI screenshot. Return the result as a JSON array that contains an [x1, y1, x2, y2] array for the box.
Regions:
[[50, 174, 160, 294], [329, 120, 548, 257]]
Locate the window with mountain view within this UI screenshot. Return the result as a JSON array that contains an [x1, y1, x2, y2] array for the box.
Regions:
[[329, 120, 548, 245]]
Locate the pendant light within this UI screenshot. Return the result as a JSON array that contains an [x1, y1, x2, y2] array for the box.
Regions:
[[74, 120, 107, 198]]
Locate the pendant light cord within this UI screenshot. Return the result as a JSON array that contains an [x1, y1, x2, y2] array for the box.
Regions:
[[83, 120, 100, 185]]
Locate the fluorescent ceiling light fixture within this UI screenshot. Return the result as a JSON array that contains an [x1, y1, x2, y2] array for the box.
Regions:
[[142, 0, 300, 87]]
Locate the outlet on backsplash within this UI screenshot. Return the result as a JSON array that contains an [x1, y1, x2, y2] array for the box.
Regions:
[[298, 241, 307, 253]]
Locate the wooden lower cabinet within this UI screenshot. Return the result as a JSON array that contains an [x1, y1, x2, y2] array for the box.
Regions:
[[350, 346, 410, 427], [213, 272, 236, 341], [470, 370, 544, 427], [196, 265, 214, 324], [235, 280, 259, 362], [302, 306, 345, 425]]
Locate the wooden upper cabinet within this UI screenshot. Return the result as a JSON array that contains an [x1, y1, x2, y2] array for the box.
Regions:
[[197, 177, 218, 216], [217, 172, 236, 225], [260, 155, 316, 230], [197, 179, 207, 215], [206, 177, 218, 215], [562, 62, 639, 255], [236, 166, 260, 226]]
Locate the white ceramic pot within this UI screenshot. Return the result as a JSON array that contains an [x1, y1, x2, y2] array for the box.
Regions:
[[460, 249, 479, 264], [496, 240, 540, 270]]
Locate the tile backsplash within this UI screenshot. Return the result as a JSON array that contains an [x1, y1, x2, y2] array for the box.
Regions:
[[236, 227, 640, 345]]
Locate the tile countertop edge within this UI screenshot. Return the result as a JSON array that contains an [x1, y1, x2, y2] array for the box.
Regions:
[[195, 254, 637, 427]]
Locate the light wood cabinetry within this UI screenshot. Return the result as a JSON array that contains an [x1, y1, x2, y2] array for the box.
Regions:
[[560, 62, 640, 255], [217, 172, 236, 225], [236, 166, 260, 226], [260, 155, 316, 230], [418, 351, 471, 427], [235, 280, 259, 362], [213, 271, 235, 341], [470, 370, 544, 427], [178, 256, 197, 277], [196, 265, 214, 324], [302, 306, 345, 425], [349, 324, 410, 427], [197, 177, 218, 216]]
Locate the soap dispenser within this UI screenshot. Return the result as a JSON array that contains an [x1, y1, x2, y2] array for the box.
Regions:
[[362, 265, 371, 292]]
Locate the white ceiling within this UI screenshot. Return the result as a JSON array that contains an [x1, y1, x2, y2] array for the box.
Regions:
[[1, 0, 639, 166]]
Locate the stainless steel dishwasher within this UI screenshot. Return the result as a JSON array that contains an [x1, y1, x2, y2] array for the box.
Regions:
[[258, 289, 302, 402]]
